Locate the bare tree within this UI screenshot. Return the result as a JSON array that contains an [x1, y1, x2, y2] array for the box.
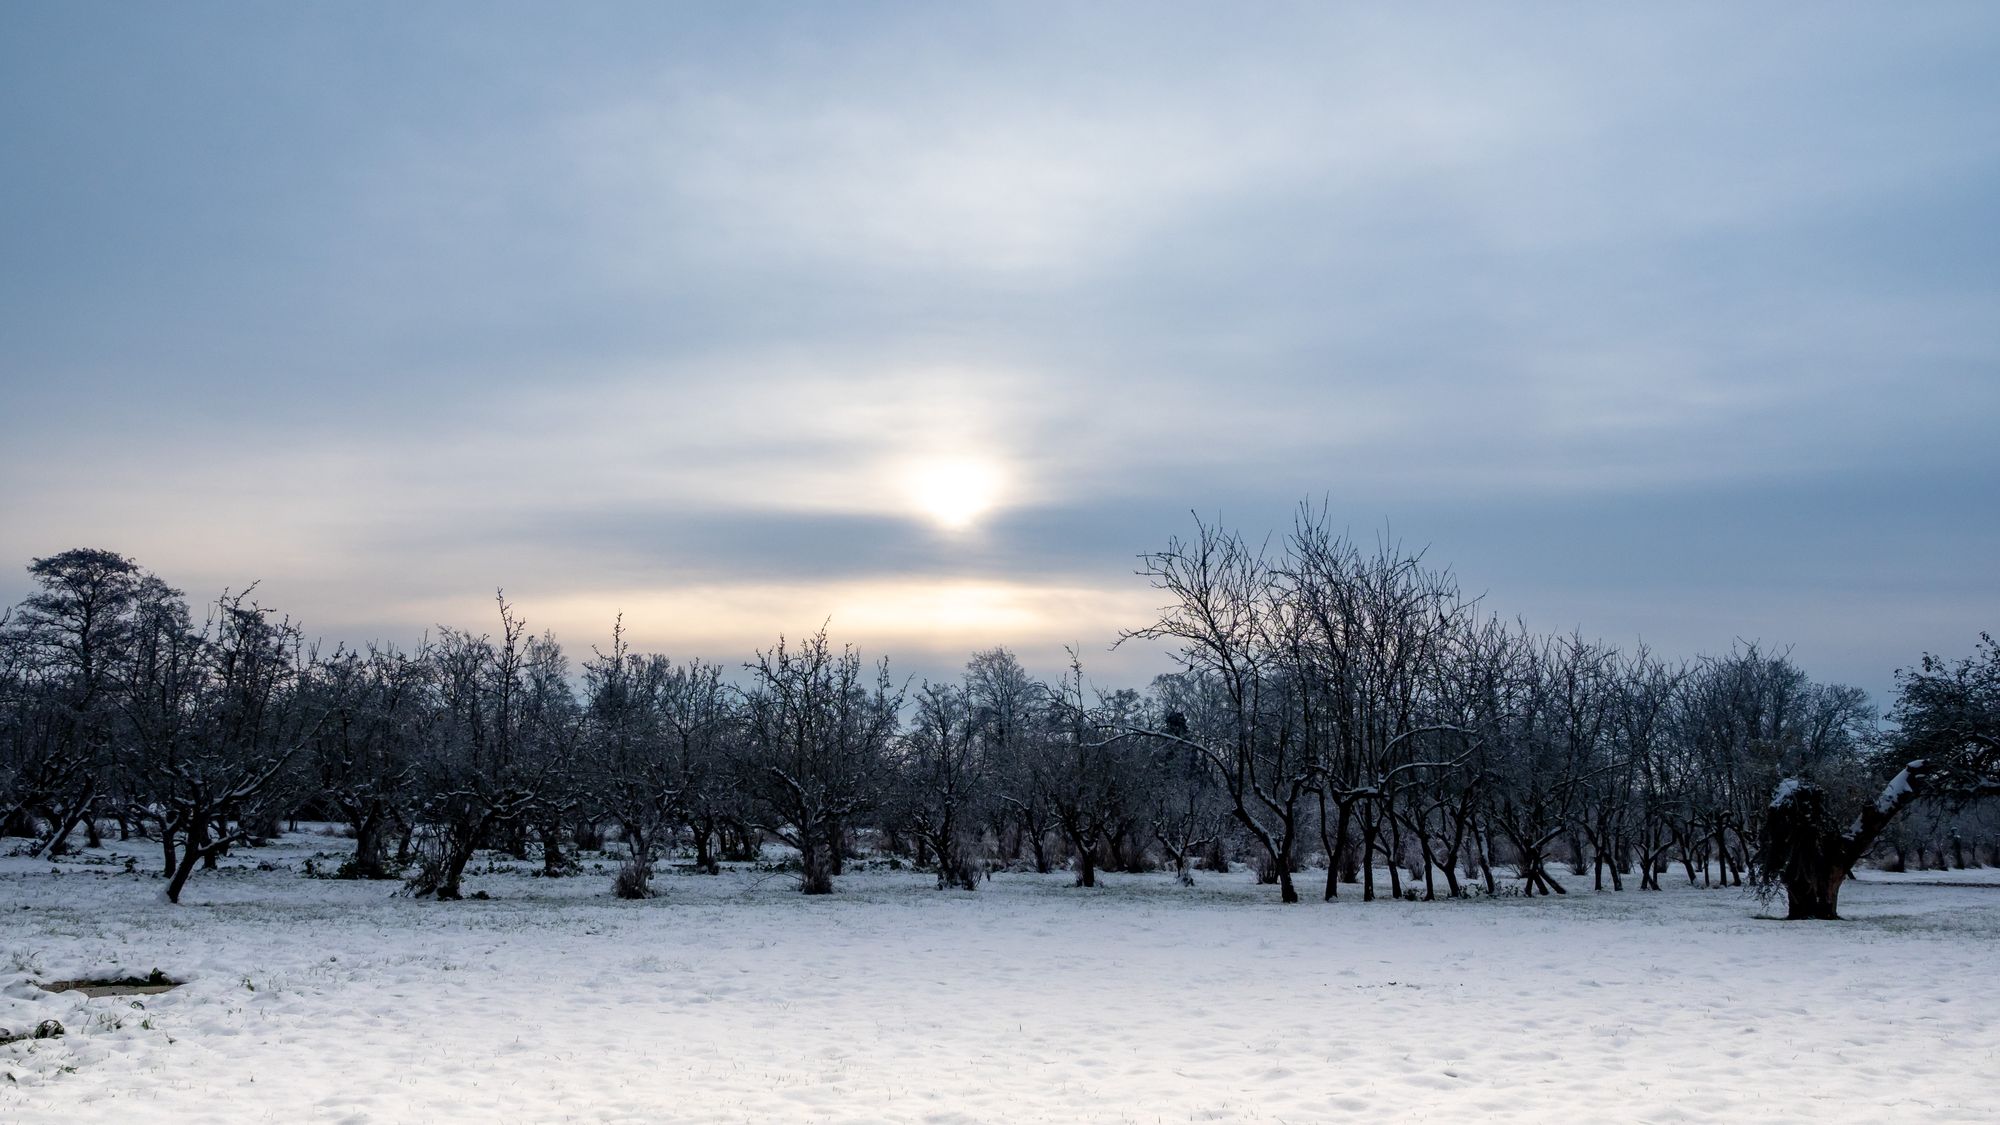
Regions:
[[1, 548, 150, 855], [405, 594, 554, 900], [1280, 515, 1473, 902], [658, 656, 736, 876], [1604, 649, 1680, 891], [584, 620, 680, 898], [1130, 519, 1313, 902], [1480, 631, 1611, 897], [1035, 655, 1142, 888], [309, 643, 426, 879], [740, 628, 899, 894], [107, 573, 203, 872], [892, 679, 989, 889], [516, 625, 581, 877], [153, 590, 322, 903], [1142, 675, 1230, 885], [968, 647, 1054, 873]]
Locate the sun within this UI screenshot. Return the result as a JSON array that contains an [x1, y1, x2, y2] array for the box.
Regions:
[[905, 456, 1004, 531]]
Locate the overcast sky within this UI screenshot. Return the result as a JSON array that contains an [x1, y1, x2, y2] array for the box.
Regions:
[[3, 3, 1996, 697]]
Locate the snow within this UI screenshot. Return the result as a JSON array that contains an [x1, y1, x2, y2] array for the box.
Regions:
[[5, 831, 1999, 1123], [1875, 761, 1926, 814], [1770, 777, 1804, 808]]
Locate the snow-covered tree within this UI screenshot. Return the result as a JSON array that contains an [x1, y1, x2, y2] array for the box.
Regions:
[[1763, 634, 2000, 919]]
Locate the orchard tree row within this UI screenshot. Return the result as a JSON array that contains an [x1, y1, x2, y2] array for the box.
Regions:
[[3, 511, 1994, 918]]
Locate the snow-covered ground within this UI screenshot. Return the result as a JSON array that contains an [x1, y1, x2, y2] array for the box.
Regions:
[[4, 831, 1997, 1123]]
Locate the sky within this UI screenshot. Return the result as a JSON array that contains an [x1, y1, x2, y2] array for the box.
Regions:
[[2, 3, 1997, 699]]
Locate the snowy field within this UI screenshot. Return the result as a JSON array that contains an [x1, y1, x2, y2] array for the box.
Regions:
[[4, 831, 1997, 1124]]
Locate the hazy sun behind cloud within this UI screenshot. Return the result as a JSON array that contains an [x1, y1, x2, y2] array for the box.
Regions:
[[904, 455, 1006, 531]]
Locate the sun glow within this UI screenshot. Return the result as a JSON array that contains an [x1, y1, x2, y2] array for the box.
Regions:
[[905, 456, 1004, 531]]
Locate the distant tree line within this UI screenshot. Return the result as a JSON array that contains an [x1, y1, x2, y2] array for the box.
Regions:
[[3, 510, 1994, 918]]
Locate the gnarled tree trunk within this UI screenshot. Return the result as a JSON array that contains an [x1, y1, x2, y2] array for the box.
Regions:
[[1762, 763, 1929, 921]]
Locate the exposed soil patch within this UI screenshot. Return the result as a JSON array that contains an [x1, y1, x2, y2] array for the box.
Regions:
[[41, 971, 180, 997]]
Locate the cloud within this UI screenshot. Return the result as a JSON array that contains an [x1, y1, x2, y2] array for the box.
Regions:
[[2, 3, 1997, 698]]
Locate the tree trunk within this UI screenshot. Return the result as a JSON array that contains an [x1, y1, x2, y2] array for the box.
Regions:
[[33, 785, 94, 859], [1276, 861, 1298, 904], [1783, 867, 1843, 920], [1415, 829, 1438, 901], [539, 819, 568, 877], [1073, 835, 1097, 888], [1027, 827, 1051, 874], [190, 814, 215, 870], [614, 825, 652, 899], [165, 843, 202, 904], [1198, 837, 1229, 873], [348, 813, 393, 879], [826, 819, 846, 877], [693, 819, 719, 875], [718, 821, 751, 862], [1382, 819, 1404, 900], [936, 826, 978, 891], [1360, 805, 1378, 902], [1321, 797, 1348, 901], [799, 830, 834, 895], [433, 826, 483, 901]]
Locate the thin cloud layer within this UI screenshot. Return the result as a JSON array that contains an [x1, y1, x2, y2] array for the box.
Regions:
[[2, 3, 1996, 694]]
